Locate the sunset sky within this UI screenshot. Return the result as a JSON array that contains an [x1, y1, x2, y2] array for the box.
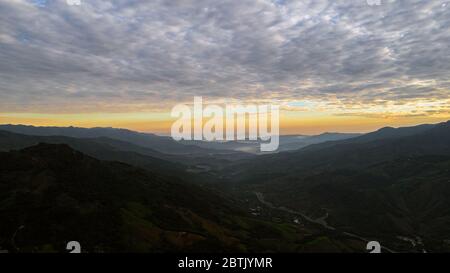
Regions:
[[1, 0, 449, 135]]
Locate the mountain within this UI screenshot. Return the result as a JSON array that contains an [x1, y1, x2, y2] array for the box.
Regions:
[[222, 121, 450, 252], [295, 123, 438, 153], [228, 121, 450, 182], [0, 144, 364, 253], [277, 133, 361, 152], [3, 121, 450, 252], [0, 124, 244, 157], [0, 130, 186, 174], [0, 124, 361, 155], [257, 155, 450, 252], [352, 123, 436, 143], [0, 128, 254, 174]]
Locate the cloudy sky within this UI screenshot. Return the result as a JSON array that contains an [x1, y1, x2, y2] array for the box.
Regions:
[[0, 0, 449, 134]]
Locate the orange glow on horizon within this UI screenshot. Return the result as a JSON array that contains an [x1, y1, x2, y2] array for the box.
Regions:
[[1, 111, 450, 136]]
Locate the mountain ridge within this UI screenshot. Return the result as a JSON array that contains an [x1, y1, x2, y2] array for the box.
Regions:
[[0, 143, 365, 252]]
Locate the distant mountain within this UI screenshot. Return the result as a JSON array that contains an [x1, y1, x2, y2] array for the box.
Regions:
[[0, 125, 255, 173], [0, 124, 238, 156], [0, 130, 186, 174], [298, 123, 438, 152], [0, 124, 360, 155], [352, 123, 436, 143], [229, 121, 450, 182], [277, 133, 361, 152], [0, 144, 363, 253]]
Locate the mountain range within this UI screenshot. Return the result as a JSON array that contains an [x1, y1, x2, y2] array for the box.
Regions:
[[223, 121, 450, 252], [0, 143, 365, 252], [1, 122, 450, 252]]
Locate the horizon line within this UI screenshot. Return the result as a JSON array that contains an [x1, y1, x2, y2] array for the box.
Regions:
[[1, 121, 447, 138]]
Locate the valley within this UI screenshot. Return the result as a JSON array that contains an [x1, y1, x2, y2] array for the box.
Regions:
[[1, 122, 450, 252]]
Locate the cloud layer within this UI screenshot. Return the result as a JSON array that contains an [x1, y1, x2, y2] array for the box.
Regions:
[[0, 0, 449, 115]]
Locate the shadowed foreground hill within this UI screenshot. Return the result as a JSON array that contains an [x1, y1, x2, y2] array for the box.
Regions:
[[0, 143, 248, 252], [0, 143, 364, 253], [258, 156, 450, 252]]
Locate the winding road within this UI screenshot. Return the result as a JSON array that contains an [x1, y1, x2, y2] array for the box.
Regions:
[[254, 191, 396, 253]]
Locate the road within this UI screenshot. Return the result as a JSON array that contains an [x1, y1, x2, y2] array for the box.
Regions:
[[254, 191, 396, 253]]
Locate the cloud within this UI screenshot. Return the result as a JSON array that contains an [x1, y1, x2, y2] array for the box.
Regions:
[[0, 0, 449, 113]]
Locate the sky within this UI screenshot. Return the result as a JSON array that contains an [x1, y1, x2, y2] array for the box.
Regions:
[[0, 0, 449, 135]]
